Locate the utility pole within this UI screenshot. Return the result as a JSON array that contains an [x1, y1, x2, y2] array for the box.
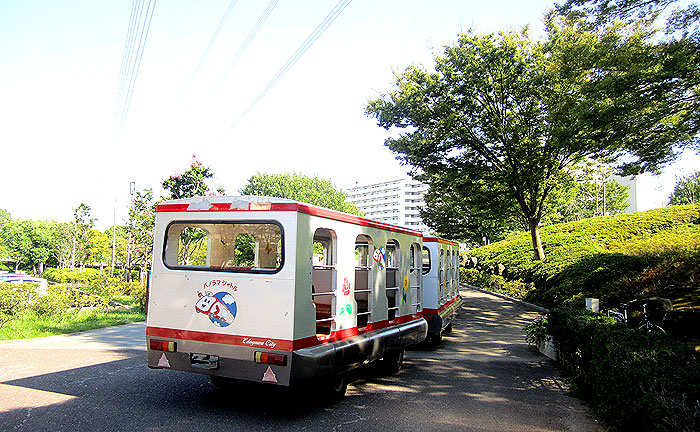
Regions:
[[126, 182, 135, 281], [111, 196, 116, 272]]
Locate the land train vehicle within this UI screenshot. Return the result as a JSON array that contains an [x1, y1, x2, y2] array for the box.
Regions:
[[422, 236, 463, 343], [146, 196, 460, 398]]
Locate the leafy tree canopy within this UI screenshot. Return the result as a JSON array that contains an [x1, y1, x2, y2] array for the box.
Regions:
[[161, 156, 225, 200], [240, 172, 363, 216], [669, 171, 700, 205], [367, 8, 698, 260]]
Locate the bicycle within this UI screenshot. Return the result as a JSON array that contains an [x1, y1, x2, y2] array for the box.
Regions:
[[606, 299, 668, 334]]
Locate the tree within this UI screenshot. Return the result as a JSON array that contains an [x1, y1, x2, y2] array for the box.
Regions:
[[51, 222, 73, 269], [545, 160, 630, 224], [160, 158, 224, 271], [87, 229, 112, 269], [553, 0, 700, 158], [1, 219, 54, 273], [669, 171, 700, 205], [106, 225, 129, 269], [161, 156, 225, 199], [366, 12, 698, 260], [71, 203, 95, 269], [127, 188, 155, 278], [240, 172, 363, 216]]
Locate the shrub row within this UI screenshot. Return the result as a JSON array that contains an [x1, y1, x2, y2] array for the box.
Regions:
[[43, 268, 144, 301], [547, 308, 700, 432], [462, 204, 700, 309], [460, 268, 536, 299]]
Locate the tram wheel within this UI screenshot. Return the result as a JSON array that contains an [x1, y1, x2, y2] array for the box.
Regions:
[[429, 331, 443, 345], [379, 349, 404, 375], [321, 374, 348, 404]]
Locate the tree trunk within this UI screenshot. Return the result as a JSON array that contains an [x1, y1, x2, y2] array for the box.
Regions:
[[529, 218, 545, 260]]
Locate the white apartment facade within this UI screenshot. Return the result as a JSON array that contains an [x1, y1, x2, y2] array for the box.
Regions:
[[346, 178, 431, 233]]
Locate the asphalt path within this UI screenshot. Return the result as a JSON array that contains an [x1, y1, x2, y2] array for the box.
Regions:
[[0, 287, 603, 431]]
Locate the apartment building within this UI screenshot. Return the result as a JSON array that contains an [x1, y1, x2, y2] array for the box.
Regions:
[[346, 178, 431, 233]]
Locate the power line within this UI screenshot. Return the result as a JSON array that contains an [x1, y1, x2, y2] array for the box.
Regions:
[[184, 0, 239, 91], [218, 0, 353, 142], [117, 0, 158, 134], [219, 0, 280, 83], [115, 0, 142, 118]]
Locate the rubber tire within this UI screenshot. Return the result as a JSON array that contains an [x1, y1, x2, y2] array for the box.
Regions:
[[321, 375, 347, 404], [379, 350, 404, 375], [429, 331, 442, 345], [443, 322, 453, 334], [639, 323, 666, 334]]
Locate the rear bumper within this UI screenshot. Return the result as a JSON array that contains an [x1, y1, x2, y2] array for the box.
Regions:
[[425, 296, 463, 336], [290, 318, 427, 384], [147, 318, 427, 387]]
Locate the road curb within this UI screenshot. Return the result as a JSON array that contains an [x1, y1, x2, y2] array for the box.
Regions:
[[462, 284, 549, 314]]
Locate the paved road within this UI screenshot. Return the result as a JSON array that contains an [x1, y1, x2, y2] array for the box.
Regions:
[[0, 288, 603, 431]]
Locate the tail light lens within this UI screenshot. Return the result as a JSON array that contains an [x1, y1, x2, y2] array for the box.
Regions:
[[254, 351, 287, 366], [150, 339, 177, 352]]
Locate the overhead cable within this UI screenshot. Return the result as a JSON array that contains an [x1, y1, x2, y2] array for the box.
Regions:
[[219, 0, 281, 82], [117, 0, 158, 134], [115, 0, 142, 118], [184, 0, 239, 91], [218, 0, 353, 142]]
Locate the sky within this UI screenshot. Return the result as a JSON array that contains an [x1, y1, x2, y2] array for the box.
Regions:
[[1, 0, 698, 230]]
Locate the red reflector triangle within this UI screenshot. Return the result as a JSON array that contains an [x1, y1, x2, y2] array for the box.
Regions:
[[158, 353, 170, 368], [262, 366, 277, 383]]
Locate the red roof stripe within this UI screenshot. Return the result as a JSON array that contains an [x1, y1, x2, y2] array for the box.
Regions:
[[424, 237, 459, 246], [155, 200, 423, 236]]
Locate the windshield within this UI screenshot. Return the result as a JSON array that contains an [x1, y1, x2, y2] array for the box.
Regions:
[[163, 221, 283, 273]]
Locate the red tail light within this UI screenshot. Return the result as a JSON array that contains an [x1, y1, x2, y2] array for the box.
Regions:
[[150, 339, 177, 352], [254, 351, 287, 366]]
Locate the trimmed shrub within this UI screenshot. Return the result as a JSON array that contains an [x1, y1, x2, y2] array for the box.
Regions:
[[30, 287, 72, 317], [460, 268, 536, 299], [462, 204, 700, 311], [43, 268, 102, 285], [0, 283, 38, 323], [548, 308, 700, 432]]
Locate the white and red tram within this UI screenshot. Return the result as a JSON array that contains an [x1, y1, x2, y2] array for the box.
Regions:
[[421, 236, 463, 343], [146, 196, 460, 398]]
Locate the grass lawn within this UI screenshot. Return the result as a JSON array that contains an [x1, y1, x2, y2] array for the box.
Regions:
[[0, 307, 145, 340]]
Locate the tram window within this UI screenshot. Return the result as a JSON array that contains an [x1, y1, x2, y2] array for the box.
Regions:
[[164, 221, 283, 273], [386, 240, 400, 321], [355, 235, 373, 328], [439, 248, 445, 303], [410, 243, 421, 313], [312, 228, 336, 336], [421, 247, 430, 275]]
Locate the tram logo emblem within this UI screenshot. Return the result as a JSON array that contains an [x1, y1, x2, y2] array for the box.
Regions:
[[373, 246, 386, 270], [195, 291, 237, 327]]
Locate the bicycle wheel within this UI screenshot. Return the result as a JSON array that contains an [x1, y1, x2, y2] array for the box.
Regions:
[[638, 323, 666, 334]]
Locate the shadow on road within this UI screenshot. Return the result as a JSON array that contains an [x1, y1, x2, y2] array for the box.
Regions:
[[0, 288, 602, 431]]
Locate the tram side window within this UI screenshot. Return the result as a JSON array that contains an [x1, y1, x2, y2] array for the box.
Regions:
[[421, 247, 431, 275], [439, 248, 445, 304], [409, 243, 421, 313], [386, 240, 400, 321], [355, 236, 373, 328], [164, 222, 283, 272], [446, 248, 453, 298], [312, 228, 336, 336]]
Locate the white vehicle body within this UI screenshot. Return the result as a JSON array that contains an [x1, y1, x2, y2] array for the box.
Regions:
[[146, 196, 428, 389], [421, 236, 463, 342]]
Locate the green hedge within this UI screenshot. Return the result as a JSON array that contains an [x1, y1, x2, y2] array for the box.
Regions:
[[463, 204, 700, 309], [548, 308, 700, 432], [460, 268, 536, 299]]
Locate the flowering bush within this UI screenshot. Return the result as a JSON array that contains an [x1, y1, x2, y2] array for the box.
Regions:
[[523, 314, 549, 344]]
